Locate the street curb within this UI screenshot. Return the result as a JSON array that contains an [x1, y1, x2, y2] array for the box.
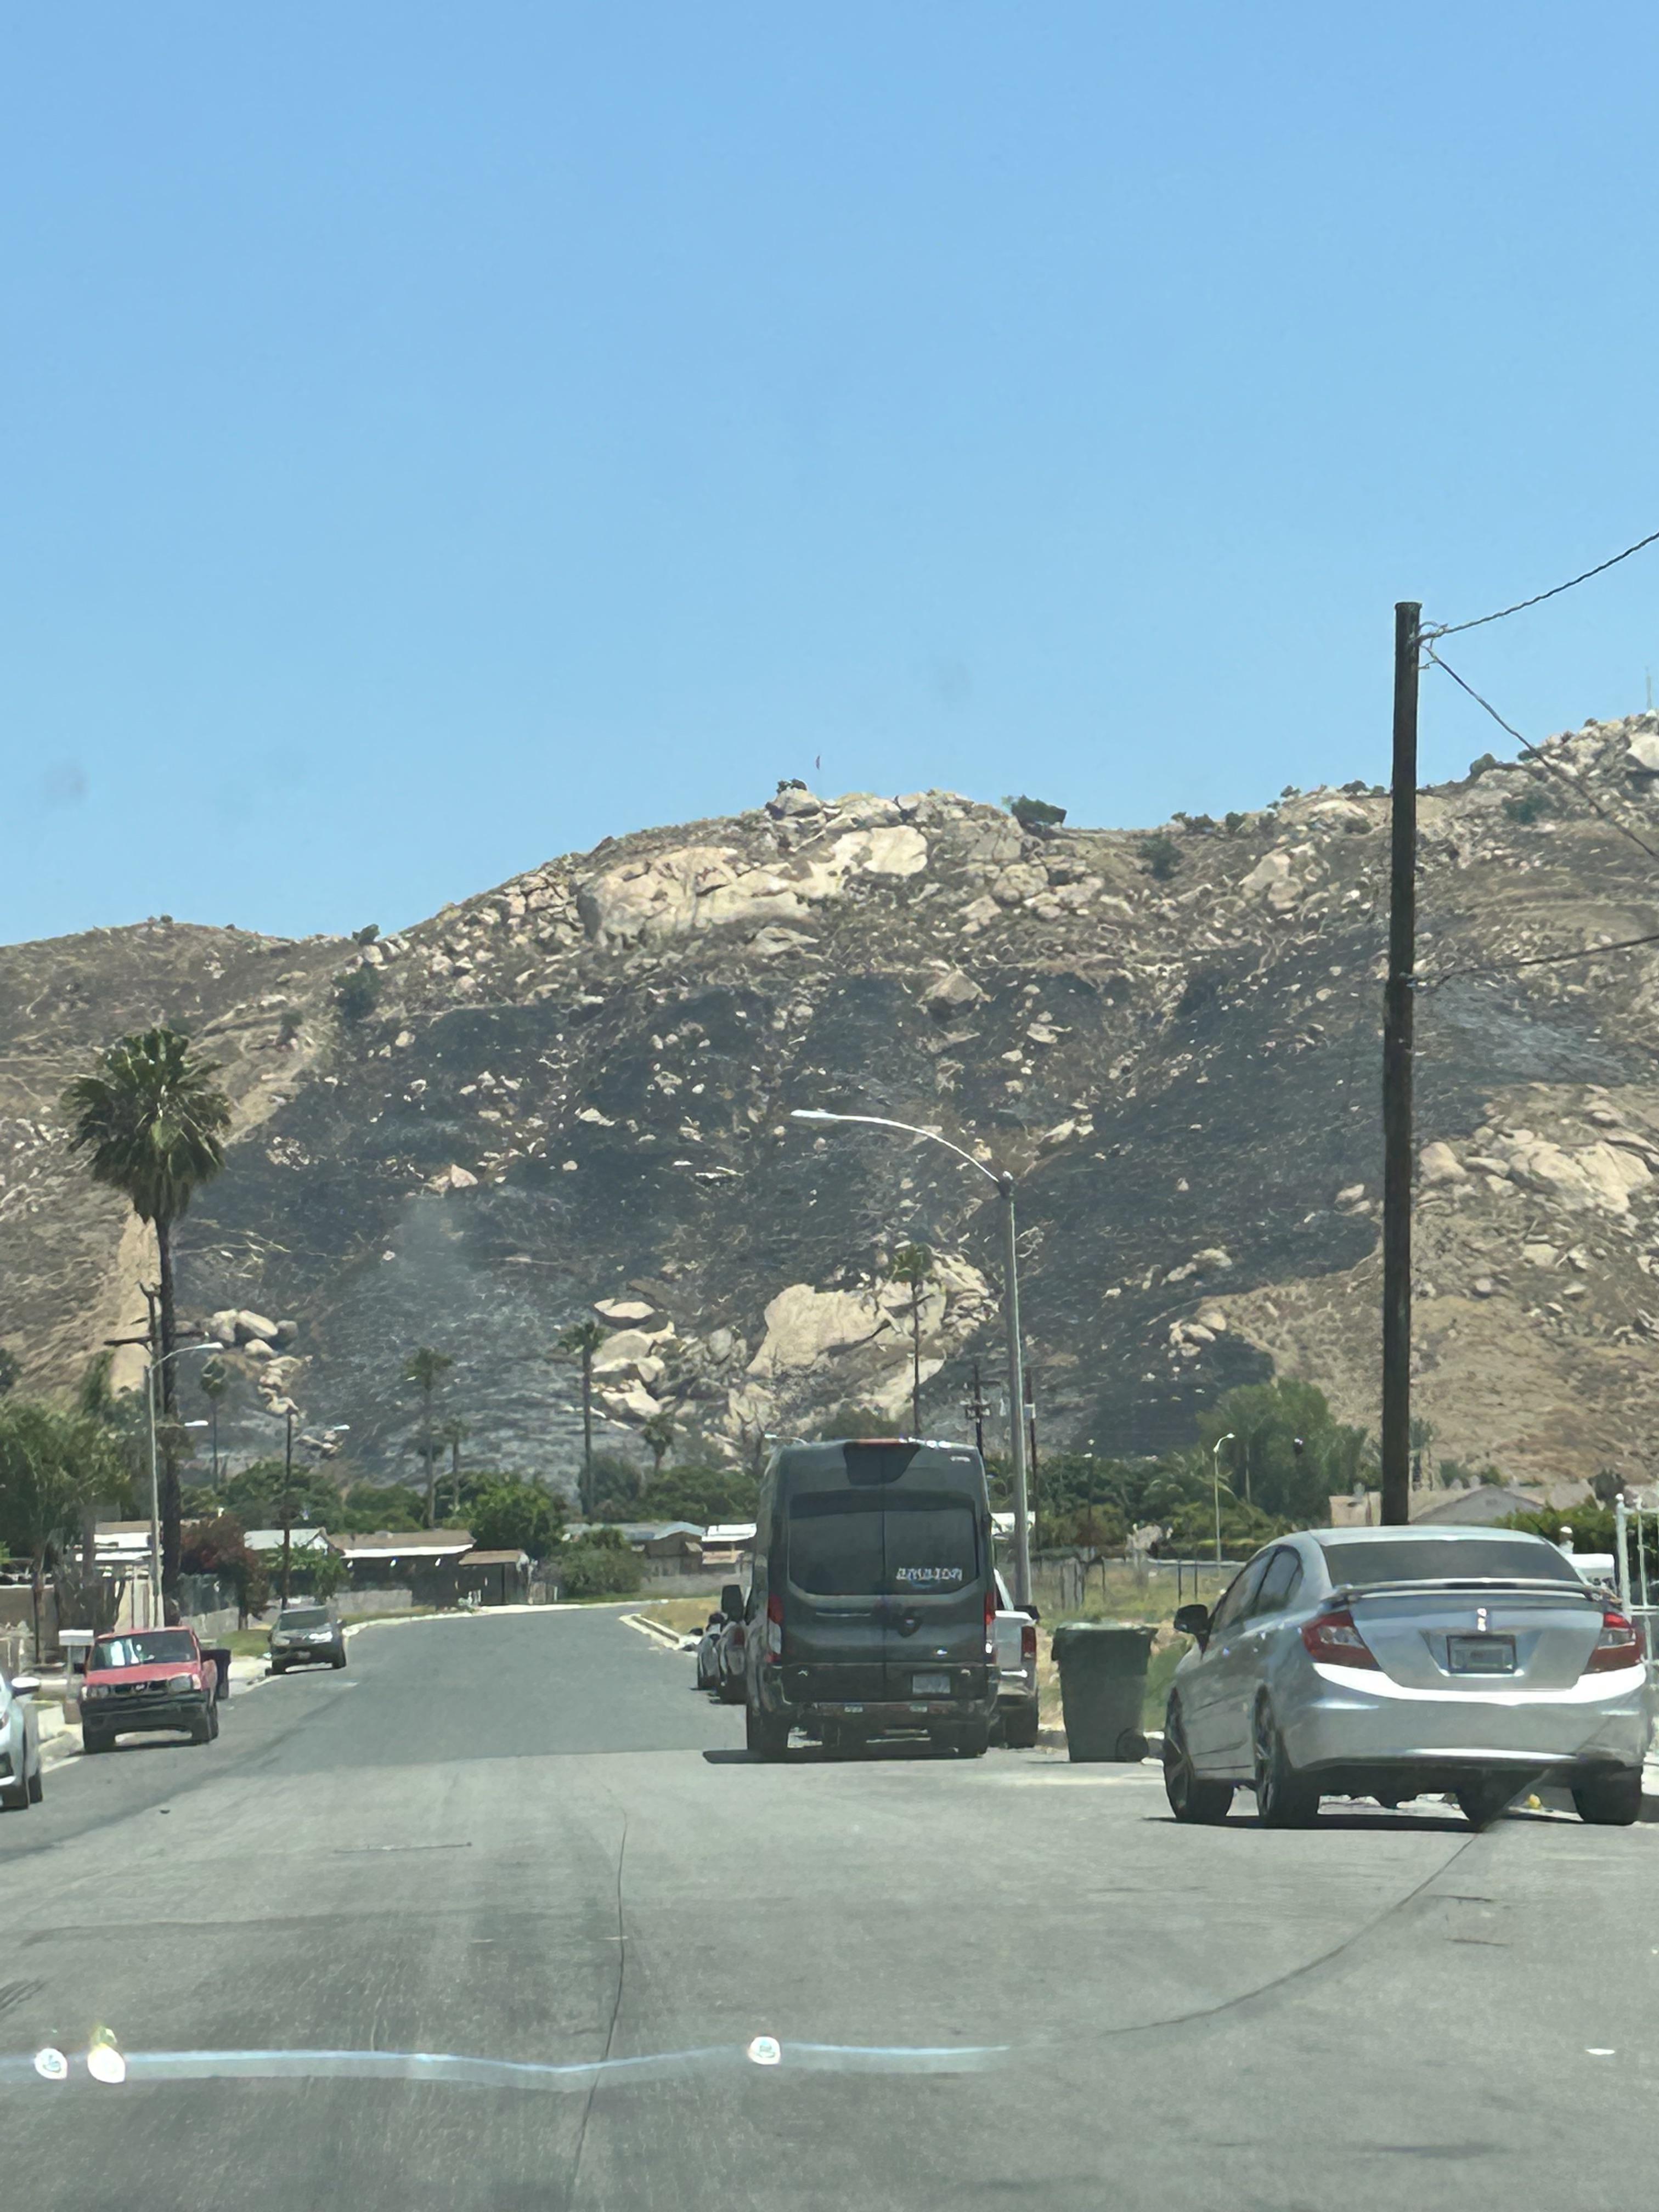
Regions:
[[623, 1611, 697, 1650]]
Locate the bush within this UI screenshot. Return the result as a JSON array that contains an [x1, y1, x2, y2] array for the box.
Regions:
[[1223, 811, 1248, 834], [1136, 833, 1181, 881], [812, 1403, 891, 1441], [335, 968, 382, 1025], [180, 1513, 269, 1617], [1003, 795, 1066, 833], [351, 923, 380, 946], [1502, 786, 1550, 825], [469, 1477, 565, 1558], [557, 1538, 644, 1598]]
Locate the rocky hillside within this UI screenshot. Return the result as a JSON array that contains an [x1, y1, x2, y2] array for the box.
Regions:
[[8, 715, 1659, 1503]]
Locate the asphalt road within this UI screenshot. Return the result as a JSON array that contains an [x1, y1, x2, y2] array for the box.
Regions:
[[2, 1605, 1656, 2212]]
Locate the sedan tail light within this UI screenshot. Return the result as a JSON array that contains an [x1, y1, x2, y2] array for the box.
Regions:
[[1585, 1607, 1643, 1673], [1300, 1607, 1380, 1670]]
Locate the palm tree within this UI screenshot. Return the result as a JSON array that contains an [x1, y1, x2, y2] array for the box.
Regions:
[[63, 1026, 230, 1600], [641, 1411, 675, 1483], [556, 1320, 607, 1517], [402, 1348, 454, 1524], [888, 1243, 934, 1437], [199, 1358, 230, 1487], [439, 1416, 468, 1523]]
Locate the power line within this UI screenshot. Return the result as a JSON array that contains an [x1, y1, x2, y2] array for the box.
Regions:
[[1423, 524, 1659, 642], [1417, 926, 1659, 994], [1423, 642, 1659, 866]]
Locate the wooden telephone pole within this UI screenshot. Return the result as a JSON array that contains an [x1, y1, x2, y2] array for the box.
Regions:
[[1380, 602, 1420, 1525]]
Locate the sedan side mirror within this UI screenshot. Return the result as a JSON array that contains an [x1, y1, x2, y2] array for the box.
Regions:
[[1172, 1603, 1211, 1645], [720, 1582, 745, 1621], [9, 1675, 41, 1697]]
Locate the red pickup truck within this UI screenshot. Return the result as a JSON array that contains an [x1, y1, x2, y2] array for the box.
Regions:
[[80, 1627, 219, 1754]]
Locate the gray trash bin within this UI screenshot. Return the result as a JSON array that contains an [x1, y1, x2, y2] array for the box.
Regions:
[[1052, 1621, 1156, 1762]]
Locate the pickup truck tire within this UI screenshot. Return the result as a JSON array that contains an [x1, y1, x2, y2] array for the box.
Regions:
[[207, 1699, 221, 1740], [27, 1757, 42, 1803], [1002, 1701, 1041, 1750], [82, 1728, 111, 1756], [190, 1711, 213, 1746], [332, 1654, 347, 1669]]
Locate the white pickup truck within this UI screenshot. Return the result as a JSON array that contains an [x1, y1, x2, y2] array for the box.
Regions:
[[992, 1571, 1040, 1748]]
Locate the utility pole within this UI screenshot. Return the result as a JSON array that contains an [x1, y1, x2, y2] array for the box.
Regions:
[[999, 1174, 1032, 1606], [280, 1406, 295, 1606], [1024, 1369, 1040, 1556], [1381, 600, 1420, 1527], [962, 1357, 988, 1458]]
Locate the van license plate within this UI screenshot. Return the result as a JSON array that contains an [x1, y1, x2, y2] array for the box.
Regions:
[[1447, 1635, 1516, 1674], [911, 1672, 951, 1696]]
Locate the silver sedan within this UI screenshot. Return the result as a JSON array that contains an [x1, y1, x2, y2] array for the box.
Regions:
[[0, 1669, 43, 1811], [1162, 1524, 1651, 1829]]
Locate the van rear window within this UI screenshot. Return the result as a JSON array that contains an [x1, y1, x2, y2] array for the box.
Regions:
[[787, 1492, 978, 1596]]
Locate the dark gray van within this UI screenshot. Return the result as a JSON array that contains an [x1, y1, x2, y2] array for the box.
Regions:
[[743, 1437, 997, 1759]]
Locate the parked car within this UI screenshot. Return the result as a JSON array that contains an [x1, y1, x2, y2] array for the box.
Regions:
[[695, 1609, 727, 1692], [714, 1584, 748, 1704], [743, 1437, 997, 1759], [81, 1626, 218, 1752], [0, 1667, 43, 1809], [269, 1604, 347, 1673], [991, 1571, 1041, 1748], [1162, 1524, 1652, 1830]]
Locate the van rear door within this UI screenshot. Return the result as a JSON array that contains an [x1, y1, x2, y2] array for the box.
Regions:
[[880, 1487, 985, 1701], [784, 1489, 888, 1701]]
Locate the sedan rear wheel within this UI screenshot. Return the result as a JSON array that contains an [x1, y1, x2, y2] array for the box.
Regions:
[[1163, 1700, 1233, 1824], [1252, 1698, 1319, 1828], [1572, 1767, 1643, 1826]]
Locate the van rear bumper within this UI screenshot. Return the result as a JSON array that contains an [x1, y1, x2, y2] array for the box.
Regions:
[[762, 1663, 994, 1734]]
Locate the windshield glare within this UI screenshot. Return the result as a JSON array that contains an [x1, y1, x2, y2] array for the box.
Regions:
[[89, 1632, 195, 1668]]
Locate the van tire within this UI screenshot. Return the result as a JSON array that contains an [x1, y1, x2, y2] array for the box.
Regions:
[[746, 1701, 789, 1762], [1001, 1702, 1041, 1750]]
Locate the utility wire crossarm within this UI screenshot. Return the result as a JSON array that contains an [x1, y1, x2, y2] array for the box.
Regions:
[[788, 1107, 1032, 1605]]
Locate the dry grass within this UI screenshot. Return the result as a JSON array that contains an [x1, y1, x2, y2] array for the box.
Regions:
[[639, 1597, 722, 1636]]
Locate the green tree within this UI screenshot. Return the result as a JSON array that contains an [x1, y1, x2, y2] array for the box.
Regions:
[[180, 1511, 268, 1623], [62, 1026, 230, 1602], [590, 1448, 643, 1520], [556, 1319, 607, 1516], [641, 1462, 757, 1526], [641, 1411, 676, 1479], [199, 1357, 230, 1486], [402, 1347, 454, 1524], [1197, 1379, 1369, 1523], [1136, 832, 1181, 881], [223, 1458, 341, 1531], [0, 1401, 127, 1657], [334, 967, 382, 1025], [339, 1480, 427, 1533], [812, 1403, 890, 1441], [887, 1243, 933, 1436], [469, 1478, 565, 1558], [1003, 795, 1066, 832]]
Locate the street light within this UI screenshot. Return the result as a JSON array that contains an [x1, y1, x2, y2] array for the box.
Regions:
[[1211, 1432, 1236, 1566], [143, 1342, 223, 1626], [790, 1107, 1032, 1606]]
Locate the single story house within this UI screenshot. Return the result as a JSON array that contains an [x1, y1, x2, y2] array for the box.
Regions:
[[701, 1523, 757, 1569], [458, 1548, 531, 1606], [328, 1530, 476, 1601]]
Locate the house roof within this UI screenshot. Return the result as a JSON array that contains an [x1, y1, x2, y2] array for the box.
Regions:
[[244, 1527, 331, 1554], [703, 1523, 757, 1544], [464, 1549, 530, 1567], [328, 1530, 474, 1561]]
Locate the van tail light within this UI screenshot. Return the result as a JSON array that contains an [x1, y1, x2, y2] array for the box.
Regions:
[[1300, 1607, 1380, 1670], [765, 1590, 784, 1663], [1020, 1620, 1037, 1665], [1585, 1607, 1643, 1674]]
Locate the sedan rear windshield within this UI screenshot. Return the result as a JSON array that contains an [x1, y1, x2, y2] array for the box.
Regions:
[[1321, 1537, 1581, 1588], [89, 1630, 196, 1668], [787, 1493, 979, 1597]]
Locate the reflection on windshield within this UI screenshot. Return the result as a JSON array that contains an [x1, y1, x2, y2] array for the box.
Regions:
[[89, 1633, 195, 1669]]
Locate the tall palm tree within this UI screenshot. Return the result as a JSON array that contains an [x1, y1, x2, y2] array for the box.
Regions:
[[641, 1411, 675, 1483], [199, 1357, 230, 1487], [402, 1348, 454, 1524], [888, 1243, 934, 1438], [439, 1415, 468, 1523], [0, 1402, 126, 1660], [63, 1026, 230, 1600], [556, 1320, 607, 1517]]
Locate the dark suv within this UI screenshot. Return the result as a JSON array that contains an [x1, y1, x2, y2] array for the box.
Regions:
[[743, 1437, 997, 1760], [269, 1605, 347, 1673]]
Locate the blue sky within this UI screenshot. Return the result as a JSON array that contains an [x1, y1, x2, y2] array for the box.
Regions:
[[7, 3, 1659, 944]]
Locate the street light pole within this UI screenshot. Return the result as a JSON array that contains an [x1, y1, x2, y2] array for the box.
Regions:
[[791, 1109, 1032, 1606], [136, 1340, 223, 1627], [1211, 1432, 1235, 1567]]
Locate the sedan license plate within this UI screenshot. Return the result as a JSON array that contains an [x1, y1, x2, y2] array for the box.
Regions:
[[911, 1672, 951, 1697], [1447, 1634, 1516, 1675]]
